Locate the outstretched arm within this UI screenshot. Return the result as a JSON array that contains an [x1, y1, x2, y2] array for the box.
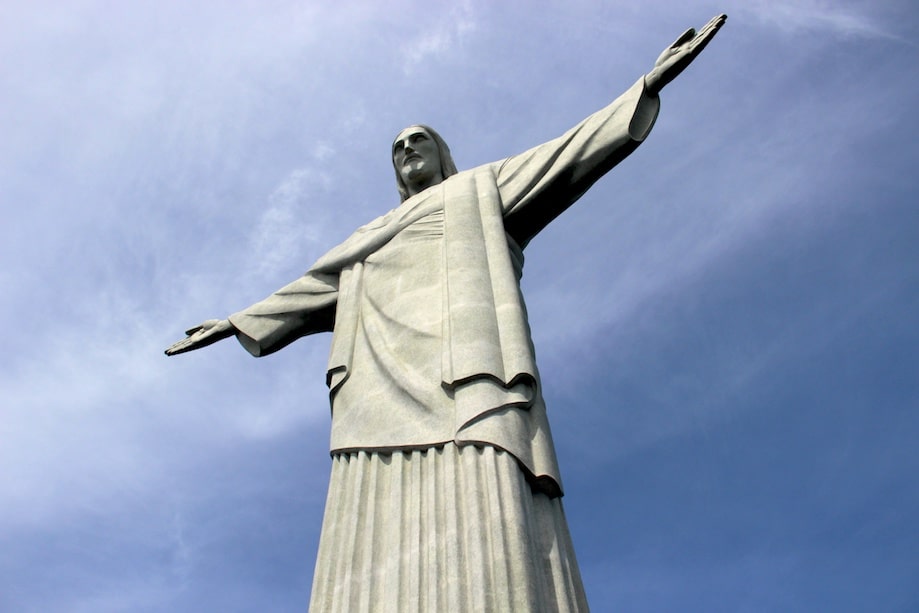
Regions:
[[165, 265, 339, 358], [165, 319, 235, 356], [644, 14, 727, 96]]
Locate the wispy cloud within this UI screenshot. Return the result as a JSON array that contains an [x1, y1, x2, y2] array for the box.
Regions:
[[247, 168, 333, 279], [737, 0, 903, 41], [400, 0, 477, 73]]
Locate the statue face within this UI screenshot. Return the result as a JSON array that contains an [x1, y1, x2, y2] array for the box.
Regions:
[[393, 127, 443, 196]]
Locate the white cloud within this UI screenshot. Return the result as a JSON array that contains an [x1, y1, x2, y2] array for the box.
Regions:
[[400, 0, 477, 73], [736, 0, 903, 40], [246, 168, 334, 279]]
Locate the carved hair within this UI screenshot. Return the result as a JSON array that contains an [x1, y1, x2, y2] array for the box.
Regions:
[[393, 125, 458, 202]]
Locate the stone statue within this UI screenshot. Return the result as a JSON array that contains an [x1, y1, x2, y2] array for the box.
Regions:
[[167, 15, 726, 612]]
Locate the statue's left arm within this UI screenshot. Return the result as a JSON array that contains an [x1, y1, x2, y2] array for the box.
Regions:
[[498, 14, 726, 247]]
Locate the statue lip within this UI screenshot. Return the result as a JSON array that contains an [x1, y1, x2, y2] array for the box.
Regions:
[[403, 153, 422, 163]]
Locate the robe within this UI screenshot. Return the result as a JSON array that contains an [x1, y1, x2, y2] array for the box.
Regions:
[[228, 78, 660, 611]]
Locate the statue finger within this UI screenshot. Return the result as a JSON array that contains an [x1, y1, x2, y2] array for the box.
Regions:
[[165, 338, 192, 355], [689, 16, 726, 54], [671, 27, 696, 49], [695, 14, 727, 42]]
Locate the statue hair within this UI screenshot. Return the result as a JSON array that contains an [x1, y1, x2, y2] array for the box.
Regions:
[[393, 125, 458, 202]]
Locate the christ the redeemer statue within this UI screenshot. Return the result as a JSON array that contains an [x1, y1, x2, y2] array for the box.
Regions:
[[168, 15, 726, 612]]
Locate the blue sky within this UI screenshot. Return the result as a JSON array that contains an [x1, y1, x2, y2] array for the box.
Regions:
[[2, 1, 917, 611]]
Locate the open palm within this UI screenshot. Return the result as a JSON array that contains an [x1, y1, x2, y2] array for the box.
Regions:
[[645, 14, 727, 95]]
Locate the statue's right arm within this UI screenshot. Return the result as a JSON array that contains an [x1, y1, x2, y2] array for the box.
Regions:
[[164, 266, 339, 358], [165, 319, 236, 356]]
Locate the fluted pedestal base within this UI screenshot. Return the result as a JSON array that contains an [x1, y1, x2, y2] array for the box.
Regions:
[[309, 443, 588, 612]]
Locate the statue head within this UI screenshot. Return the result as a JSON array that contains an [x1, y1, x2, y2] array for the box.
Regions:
[[392, 125, 458, 202]]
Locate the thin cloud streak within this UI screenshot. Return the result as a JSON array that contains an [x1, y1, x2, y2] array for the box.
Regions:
[[736, 0, 905, 41], [247, 168, 334, 279], [399, 0, 477, 73]]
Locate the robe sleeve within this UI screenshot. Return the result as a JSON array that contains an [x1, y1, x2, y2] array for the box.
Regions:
[[227, 271, 338, 357], [496, 77, 660, 247]]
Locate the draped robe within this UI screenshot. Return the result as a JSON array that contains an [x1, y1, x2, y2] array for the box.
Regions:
[[227, 78, 659, 611]]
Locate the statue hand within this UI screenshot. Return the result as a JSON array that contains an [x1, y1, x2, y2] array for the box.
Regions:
[[645, 13, 727, 95], [165, 319, 235, 356]]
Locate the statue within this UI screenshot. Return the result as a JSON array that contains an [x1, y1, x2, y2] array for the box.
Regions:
[[167, 15, 726, 612]]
